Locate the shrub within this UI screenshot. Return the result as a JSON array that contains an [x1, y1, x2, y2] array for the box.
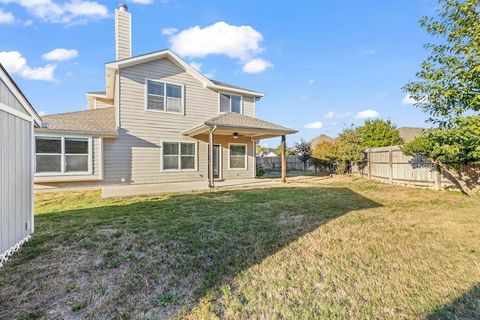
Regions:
[[256, 165, 265, 177]]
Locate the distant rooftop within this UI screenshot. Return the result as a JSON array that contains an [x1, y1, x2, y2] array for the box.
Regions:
[[398, 127, 424, 143]]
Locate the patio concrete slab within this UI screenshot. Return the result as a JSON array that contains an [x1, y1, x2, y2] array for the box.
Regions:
[[101, 178, 279, 198]]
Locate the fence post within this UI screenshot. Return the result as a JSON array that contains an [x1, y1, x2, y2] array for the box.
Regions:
[[435, 163, 442, 190], [367, 150, 372, 179], [389, 149, 393, 184]]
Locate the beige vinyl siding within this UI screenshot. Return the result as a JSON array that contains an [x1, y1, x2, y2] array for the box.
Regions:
[[115, 9, 131, 60], [0, 100, 33, 256], [33, 136, 103, 184], [95, 97, 114, 109], [104, 58, 256, 184], [242, 96, 255, 117], [0, 78, 30, 115]]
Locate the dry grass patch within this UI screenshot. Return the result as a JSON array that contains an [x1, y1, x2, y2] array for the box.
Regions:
[[0, 177, 479, 319]]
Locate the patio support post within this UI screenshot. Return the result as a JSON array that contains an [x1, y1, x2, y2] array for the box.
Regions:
[[281, 134, 287, 183], [208, 126, 216, 188]]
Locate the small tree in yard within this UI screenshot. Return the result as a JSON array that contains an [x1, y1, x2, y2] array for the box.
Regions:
[[360, 119, 404, 148], [402, 0, 480, 196], [312, 141, 336, 172], [276, 144, 293, 157], [334, 128, 365, 174], [294, 139, 312, 171], [402, 116, 480, 197], [404, 0, 480, 124]]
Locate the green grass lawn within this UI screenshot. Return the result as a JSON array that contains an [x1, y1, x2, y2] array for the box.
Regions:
[[0, 177, 479, 319]]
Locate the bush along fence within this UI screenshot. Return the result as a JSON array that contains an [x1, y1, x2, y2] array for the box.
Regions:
[[351, 146, 480, 190]]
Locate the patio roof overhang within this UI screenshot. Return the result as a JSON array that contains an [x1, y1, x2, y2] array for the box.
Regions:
[[182, 112, 297, 140]]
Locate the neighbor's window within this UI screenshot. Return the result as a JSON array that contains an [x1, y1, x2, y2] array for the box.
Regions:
[[220, 93, 242, 114], [35, 136, 90, 174], [147, 80, 183, 113], [229, 144, 247, 169], [162, 142, 196, 170]]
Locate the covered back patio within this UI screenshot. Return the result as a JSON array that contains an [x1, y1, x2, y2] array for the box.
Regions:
[[183, 112, 297, 187]]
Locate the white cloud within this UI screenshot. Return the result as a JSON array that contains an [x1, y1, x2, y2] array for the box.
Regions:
[[304, 121, 324, 129], [161, 27, 178, 35], [355, 109, 380, 119], [169, 21, 271, 73], [0, 51, 56, 81], [42, 48, 78, 61], [324, 111, 351, 119], [308, 79, 315, 85], [189, 61, 201, 71], [402, 94, 417, 105], [0, 8, 15, 24], [242, 58, 273, 73], [2, 0, 108, 24], [204, 68, 216, 79], [38, 110, 46, 116], [170, 21, 263, 60], [130, 0, 153, 4]]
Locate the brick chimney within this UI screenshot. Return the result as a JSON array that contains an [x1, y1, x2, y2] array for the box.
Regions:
[[115, 3, 132, 60]]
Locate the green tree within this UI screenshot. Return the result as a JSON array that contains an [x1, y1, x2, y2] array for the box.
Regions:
[[312, 141, 336, 172], [256, 144, 266, 155], [402, 116, 480, 196], [334, 128, 365, 174], [360, 119, 404, 148], [276, 145, 291, 157], [294, 139, 312, 171], [403, 0, 480, 124]]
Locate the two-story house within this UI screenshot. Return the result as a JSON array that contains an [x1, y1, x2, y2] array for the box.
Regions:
[[34, 4, 296, 194]]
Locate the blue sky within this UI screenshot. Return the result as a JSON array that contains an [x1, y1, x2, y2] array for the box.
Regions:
[[0, 0, 438, 146]]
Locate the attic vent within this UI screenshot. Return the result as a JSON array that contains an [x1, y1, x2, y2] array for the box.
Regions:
[[40, 122, 49, 128]]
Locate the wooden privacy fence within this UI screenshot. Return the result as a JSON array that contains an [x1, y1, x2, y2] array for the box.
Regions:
[[352, 146, 480, 190], [257, 156, 316, 171]]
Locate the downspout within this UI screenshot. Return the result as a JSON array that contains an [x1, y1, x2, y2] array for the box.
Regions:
[[208, 126, 217, 188]]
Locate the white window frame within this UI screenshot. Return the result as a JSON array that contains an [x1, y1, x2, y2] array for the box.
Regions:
[[228, 143, 248, 170], [161, 140, 198, 171], [34, 135, 93, 176], [145, 78, 185, 115], [218, 92, 243, 114]]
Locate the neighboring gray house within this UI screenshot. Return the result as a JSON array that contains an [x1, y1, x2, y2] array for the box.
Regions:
[[398, 127, 424, 143], [0, 64, 42, 267], [34, 4, 296, 191]]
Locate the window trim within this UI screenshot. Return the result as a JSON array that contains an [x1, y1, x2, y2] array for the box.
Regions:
[[160, 140, 198, 172], [34, 135, 93, 176], [228, 143, 248, 170], [145, 78, 185, 115], [218, 92, 243, 114]]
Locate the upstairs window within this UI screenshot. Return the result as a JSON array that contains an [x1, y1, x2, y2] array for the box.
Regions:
[[220, 93, 242, 114], [146, 79, 184, 114]]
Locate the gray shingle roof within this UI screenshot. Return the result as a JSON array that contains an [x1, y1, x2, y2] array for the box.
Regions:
[[38, 107, 117, 136], [205, 112, 297, 133], [209, 79, 259, 94]]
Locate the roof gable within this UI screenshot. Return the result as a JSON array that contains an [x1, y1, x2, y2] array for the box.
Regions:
[[105, 49, 264, 97], [0, 64, 42, 125]]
